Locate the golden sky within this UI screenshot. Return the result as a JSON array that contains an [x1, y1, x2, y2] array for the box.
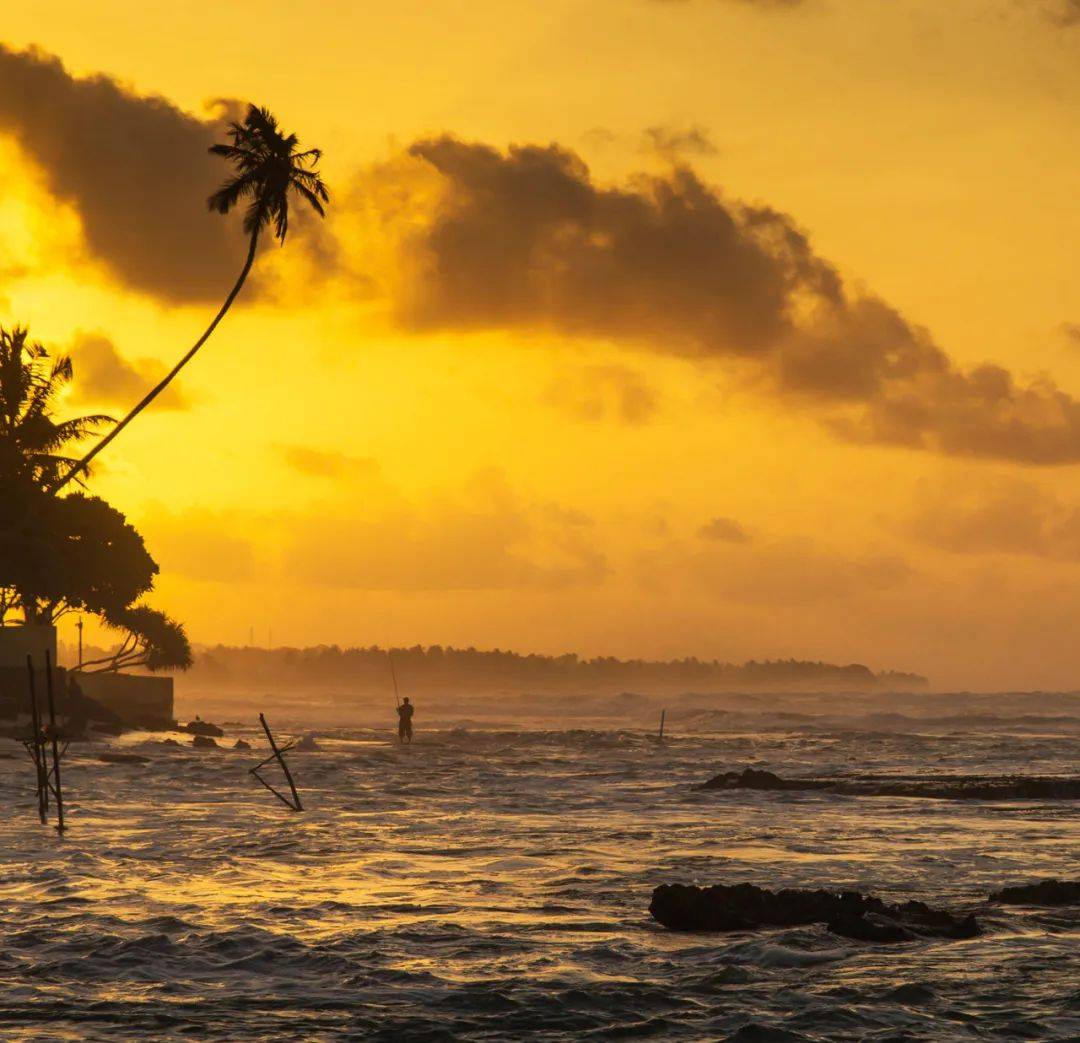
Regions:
[[2, 0, 1080, 688]]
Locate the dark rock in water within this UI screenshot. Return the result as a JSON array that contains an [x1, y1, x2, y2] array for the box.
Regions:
[[233, 739, 252, 751], [91, 721, 125, 737], [649, 883, 979, 943], [182, 720, 224, 738], [828, 912, 913, 943], [98, 752, 151, 765], [192, 735, 218, 749], [879, 776, 1080, 801], [159, 738, 180, 747], [696, 768, 1080, 801], [884, 982, 936, 1004], [990, 879, 1080, 906], [295, 733, 319, 751], [697, 768, 830, 792]]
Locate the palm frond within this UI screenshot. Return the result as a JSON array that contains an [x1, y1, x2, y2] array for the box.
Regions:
[[207, 104, 329, 244]]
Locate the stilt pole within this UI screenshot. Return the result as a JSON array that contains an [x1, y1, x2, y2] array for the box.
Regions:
[[25, 655, 47, 823], [256, 713, 302, 811], [44, 650, 65, 833], [658, 709, 666, 743]]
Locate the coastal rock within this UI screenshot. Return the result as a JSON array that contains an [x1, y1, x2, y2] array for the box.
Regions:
[[233, 739, 252, 751], [98, 752, 151, 765], [649, 883, 979, 943], [295, 733, 319, 751], [990, 879, 1080, 906], [697, 768, 830, 792], [696, 769, 1080, 801], [182, 720, 224, 738], [192, 735, 218, 749]]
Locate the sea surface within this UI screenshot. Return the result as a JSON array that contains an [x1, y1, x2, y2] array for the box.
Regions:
[[0, 695, 1077, 1041]]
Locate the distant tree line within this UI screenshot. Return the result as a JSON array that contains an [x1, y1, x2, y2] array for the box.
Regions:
[[174, 644, 927, 693]]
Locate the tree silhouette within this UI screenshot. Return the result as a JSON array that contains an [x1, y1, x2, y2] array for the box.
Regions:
[[0, 491, 157, 625], [55, 105, 329, 490], [79, 605, 193, 673], [0, 326, 112, 489]]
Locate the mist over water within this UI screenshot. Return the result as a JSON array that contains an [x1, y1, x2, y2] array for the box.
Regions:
[[1, 691, 1077, 1041]]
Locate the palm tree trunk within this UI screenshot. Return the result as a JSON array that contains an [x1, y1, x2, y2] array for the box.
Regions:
[[50, 228, 261, 493]]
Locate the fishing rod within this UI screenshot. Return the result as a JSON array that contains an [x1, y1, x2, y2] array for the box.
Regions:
[[388, 650, 401, 709]]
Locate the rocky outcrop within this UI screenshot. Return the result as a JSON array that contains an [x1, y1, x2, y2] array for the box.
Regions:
[[192, 735, 219, 749], [181, 720, 224, 738], [696, 769, 1080, 801], [649, 883, 979, 943], [990, 879, 1080, 906], [697, 769, 830, 792]]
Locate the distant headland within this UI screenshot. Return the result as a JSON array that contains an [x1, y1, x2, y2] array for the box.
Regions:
[[137, 644, 928, 695]]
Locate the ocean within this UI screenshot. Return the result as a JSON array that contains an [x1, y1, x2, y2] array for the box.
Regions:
[[0, 694, 1077, 1040]]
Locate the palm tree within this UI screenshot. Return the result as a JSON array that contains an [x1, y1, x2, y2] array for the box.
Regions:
[[0, 325, 112, 489], [53, 105, 329, 491]]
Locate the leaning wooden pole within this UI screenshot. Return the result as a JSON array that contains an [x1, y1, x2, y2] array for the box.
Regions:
[[25, 655, 47, 823], [44, 651, 65, 834], [658, 708, 666, 743], [259, 713, 302, 811]]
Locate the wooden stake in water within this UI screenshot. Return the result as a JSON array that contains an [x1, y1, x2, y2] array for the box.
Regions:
[[658, 709, 666, 743], [251, 713, 303, 811], [44, 651, 65, 834], [24, 655, 47, 823]]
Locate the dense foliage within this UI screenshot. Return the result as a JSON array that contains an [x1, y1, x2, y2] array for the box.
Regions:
[[0, 325, 190, 671]]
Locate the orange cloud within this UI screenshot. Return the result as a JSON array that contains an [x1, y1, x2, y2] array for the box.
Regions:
[[907, 478, 1080, 561], [545, 364, 659, 424], [698, 516, 751, 543], [282, 470, 608, 591], [0, 44, 251, 302], [67, 332, 189, 411], [277, 445, 380, 480], [380, 136, 1080, 465]]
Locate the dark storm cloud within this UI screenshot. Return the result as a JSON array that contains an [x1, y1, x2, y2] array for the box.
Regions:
[[398, 136, 1080, 465], [0, 44, 247, 302], [402, 137, 842, 356]]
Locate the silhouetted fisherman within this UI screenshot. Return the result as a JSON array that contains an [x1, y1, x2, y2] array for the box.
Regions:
[[397, 697, 414, 744]]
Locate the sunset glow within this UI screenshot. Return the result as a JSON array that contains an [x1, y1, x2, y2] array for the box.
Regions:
[[3, 1, 1080, 688]]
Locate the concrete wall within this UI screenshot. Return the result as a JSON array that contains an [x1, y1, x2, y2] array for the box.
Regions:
[[76, 672, 174, 729], [0, 625, 57, 670]]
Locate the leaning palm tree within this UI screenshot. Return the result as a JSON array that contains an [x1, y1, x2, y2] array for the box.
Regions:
[[53, 105, 329, 491], [0, 325, 112, 489]]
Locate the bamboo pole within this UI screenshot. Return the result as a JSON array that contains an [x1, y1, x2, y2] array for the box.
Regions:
[[258, 713, 302, 811], [25, 655, 46, 823], [44, 651, 64, 833]]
